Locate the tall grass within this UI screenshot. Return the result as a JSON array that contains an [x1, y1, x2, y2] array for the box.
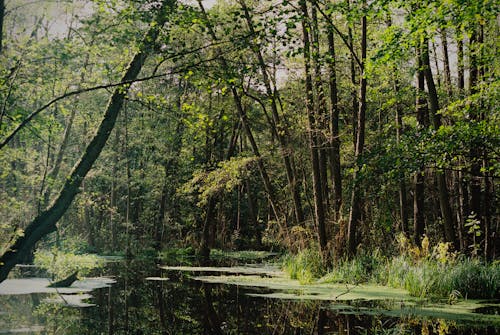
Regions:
[[384, 256, 500, 299], [283, 240, 500, 300], [283, 248, 324, 284]]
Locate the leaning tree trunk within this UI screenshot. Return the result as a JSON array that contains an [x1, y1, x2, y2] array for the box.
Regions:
[[0, 3, 171, 282]]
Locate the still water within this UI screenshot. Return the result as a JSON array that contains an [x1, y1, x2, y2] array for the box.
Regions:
[[0, 257, 498, 334]]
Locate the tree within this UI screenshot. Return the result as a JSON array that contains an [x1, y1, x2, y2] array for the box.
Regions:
[[0, 1, 174, 282], [346, 0, 367, 256]]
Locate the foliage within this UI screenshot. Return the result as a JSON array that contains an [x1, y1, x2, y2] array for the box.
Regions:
[[34, 250, 104, 281], [180, 156, 259, 206], [0, 0, 498, 292]]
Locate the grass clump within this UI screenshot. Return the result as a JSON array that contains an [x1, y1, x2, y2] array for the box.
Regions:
[[319, 251, 385, 285], [283, 248, 324, 284]]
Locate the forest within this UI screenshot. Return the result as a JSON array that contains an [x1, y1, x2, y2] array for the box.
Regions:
[[0, 0, 499, 327]]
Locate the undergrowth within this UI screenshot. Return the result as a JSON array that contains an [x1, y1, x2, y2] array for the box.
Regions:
[[34, 249, 104, 280], [284, 235, 500, 300]]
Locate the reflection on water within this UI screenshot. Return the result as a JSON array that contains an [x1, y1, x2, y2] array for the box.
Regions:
[[0, 258, 498, 334]]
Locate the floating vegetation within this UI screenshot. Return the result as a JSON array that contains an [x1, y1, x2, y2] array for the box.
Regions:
[[145, 277, 170, 281], [161, 265, 284, 277], [210, 250, 279, 262], [0, 277, 115, 296]]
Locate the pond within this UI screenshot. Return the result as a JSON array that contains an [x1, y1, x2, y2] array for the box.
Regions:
[[0, 256, 498, 334]]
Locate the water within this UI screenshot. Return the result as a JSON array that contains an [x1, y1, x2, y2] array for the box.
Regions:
[[0, 258, 498, 334]]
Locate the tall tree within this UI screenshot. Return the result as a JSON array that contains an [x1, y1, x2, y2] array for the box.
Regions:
[[346, 0, 367, 256], [421, 36, 458, 248], [0, 0, 4, 54], [413, 45, 427, 245], [300, 0, 327, 257], [326, 13, 342, 220]]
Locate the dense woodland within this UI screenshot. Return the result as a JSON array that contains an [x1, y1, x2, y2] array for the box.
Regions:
[[0, 0, 498, 282]]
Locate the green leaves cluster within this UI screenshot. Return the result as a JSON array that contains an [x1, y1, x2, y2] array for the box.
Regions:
[[181, 156, 258, 206]]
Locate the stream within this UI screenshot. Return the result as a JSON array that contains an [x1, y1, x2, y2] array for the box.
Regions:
[[0, 256, 498, 334]]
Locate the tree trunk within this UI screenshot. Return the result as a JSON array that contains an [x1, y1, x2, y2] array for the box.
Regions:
[[327, 20, 342, 220], [311, 4, 330, 207], [348, 22, 358, 147], [421, 37, 458, 249], [457, 35, 465, 93], [347, 4, 367, 256], [413, 50, 426, 245], [469, 27, 486, 256], [440, 29, 453, 98], [395, 78, 408, 234], [0, 4, 171, 282], [300, 0, 327, 256]]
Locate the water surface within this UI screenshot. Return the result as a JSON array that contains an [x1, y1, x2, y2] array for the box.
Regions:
[[0, 257, 498, 334]]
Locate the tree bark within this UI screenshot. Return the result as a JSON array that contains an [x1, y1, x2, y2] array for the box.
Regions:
[[413, 47, 427, 245], [440, 29, 453, 98], [0, 0, 4, 54], [311, 4, 330, 207], [348, 23, 358, 147], [421, 37, 458, 249], [0, 3, 171, 282], [300, 0, 327, 256], [457, 35, 465, 93], [347, 4, 367, 256], [327, 19, 342, 219], [395, 78, 408, 234]]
